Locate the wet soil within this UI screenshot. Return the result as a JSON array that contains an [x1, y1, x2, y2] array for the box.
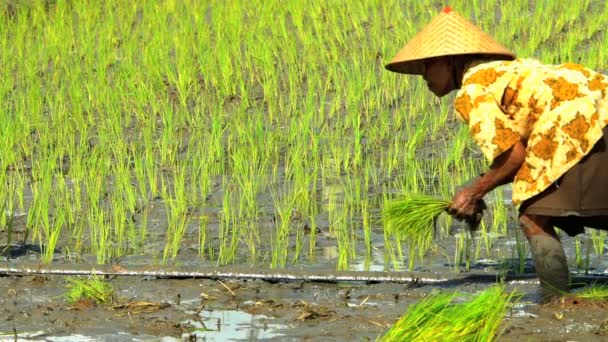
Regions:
[[3, 271, 608, 341], [501, 297, 608, 342]]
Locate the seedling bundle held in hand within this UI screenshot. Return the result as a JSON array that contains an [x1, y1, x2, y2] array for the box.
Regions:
[[384, 194, 450, 243], [385, 194, 486, 240]]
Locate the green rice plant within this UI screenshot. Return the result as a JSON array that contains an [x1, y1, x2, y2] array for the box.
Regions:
[[306, 180, 320, 260], [334, 198, 354, 271], [64, 275, 114, 305], [384, 194, 450, 256], [513, 227, 527, 275], [361, 198, 373, 265], [110, 199, 130, 258], [454, 231, 473, 273], [591, 229, 606, 264], [270, 186, 300, 268], [162, 164, 193, 262], [144, 148, 160, 200], [572, 284, 608, 301], [88, 207, 111, 265], [380, 284, 518, 342], [41, 211, 64, 264], [27, 156, 55, 245], [574, 236, 592, 274], [133, 154, 148, 203], [0, 170, 19, 245], [217, 181, 244, 265]]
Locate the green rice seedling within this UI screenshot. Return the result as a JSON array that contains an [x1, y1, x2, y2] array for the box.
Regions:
[[162, 164, 193, 262], [574, 236, 583, 269], [362, 199, 373, 265], [41, 211, 65, 264], [584, 235, 592, 274], [513, 227, 527, 275], [335, 201, 354, 271], [0, 171, 19, 245], [64, 275, 114, 305], [384, 194, 450, 258], [572, 284, 608, 301], [573, 236, 592, 274], [144, 148, 160, 199], [70, 217, 87, 254], [133, 154, 148, 203], [217, 181, 244, 265], [88, 207, 111, 265], [27, 155, 55, 245], [478, 220, 492, 256], [380, 284, 518, 342], [382, 226, 400, 270], [198, 212, 209, 259], [454, 231, 473, 273], [162, 200, 191, 263], [110, 199, 129, 258], [473, 227, 484, 261], [270, 185, 301, 268], [381, 291, 456, 341], [307, 180, 320, 260], [590, 229, 606, 264], [454, 233, 464, 273]]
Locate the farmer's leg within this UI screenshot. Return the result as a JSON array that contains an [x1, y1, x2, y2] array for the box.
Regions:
[[519, 214, 570, 297]]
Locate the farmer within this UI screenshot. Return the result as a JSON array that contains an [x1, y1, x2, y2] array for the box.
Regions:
[[385, 6, 608, 297]]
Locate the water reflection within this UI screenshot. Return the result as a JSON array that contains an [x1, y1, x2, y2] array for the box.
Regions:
[[183, 309, 286, 341]]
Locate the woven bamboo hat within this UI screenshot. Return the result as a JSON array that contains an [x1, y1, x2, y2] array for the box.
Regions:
[[385, 6, 515, 75]]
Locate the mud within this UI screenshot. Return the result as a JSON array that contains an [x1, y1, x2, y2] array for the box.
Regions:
[[501, 297, 608, 342], [2, 270, 608, 341]]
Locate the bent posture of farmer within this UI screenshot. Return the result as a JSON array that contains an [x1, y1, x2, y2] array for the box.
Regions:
[[385, 7, 608, 297]]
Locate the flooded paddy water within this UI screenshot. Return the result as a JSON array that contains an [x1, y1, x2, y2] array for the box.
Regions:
[[2, 0, 608, 340]]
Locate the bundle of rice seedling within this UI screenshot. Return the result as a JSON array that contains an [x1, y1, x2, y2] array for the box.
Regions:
[[384, 194, 485, 241], [380, 284, 518, 342], [383, 194, 450, 247]]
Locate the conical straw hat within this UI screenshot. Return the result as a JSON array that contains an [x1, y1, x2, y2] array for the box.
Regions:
[[385, 6, 515, 75]]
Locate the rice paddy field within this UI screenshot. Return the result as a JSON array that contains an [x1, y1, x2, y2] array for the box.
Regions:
[[2, 0, 608, 340]]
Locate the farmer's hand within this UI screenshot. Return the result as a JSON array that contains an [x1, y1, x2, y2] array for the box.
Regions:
[[448, 187, 486, 228]]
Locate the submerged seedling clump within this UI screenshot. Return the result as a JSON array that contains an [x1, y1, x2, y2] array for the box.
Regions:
[[572, 284, 608, 300], [381, 284, 518, 342], [64, 275, 114, 305]]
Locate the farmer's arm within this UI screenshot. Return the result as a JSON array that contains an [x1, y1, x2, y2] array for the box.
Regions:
[[448, 140, 526, 220]]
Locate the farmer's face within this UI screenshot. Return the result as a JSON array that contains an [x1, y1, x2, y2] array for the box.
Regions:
[[422, 58, 455, 97]]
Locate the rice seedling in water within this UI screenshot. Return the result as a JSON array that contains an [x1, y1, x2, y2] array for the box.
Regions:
[[513, 227, 528, 275], [574, 236, 591, 274], [590, 229, 606, 263], [454, 231, 474, 273], [1, 0, 604, 270], [64, 275, 114, 305], [380, 284, 518, 342]]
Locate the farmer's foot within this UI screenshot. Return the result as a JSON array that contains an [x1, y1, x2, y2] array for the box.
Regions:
[[520, 214, 570, 299]]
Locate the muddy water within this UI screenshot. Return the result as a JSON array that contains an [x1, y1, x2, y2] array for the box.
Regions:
[[2, 267, 608, 341]]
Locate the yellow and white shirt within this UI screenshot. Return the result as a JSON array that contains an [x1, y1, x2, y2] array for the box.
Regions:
[[454, 58, 608, 204]]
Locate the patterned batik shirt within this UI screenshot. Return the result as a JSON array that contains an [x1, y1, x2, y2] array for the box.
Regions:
[[454, 58, 608, 205]]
